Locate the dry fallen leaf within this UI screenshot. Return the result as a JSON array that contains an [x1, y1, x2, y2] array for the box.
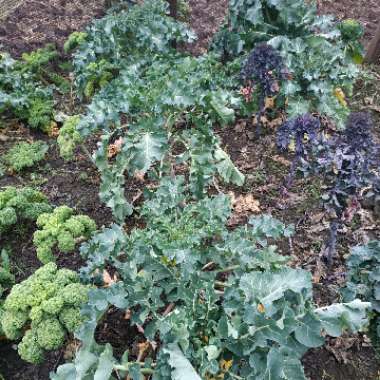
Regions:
[[107, 137, 124, 158], [48, 121, 59, 137], [230, 192, 260, 214], [102, 269, 118, 287]]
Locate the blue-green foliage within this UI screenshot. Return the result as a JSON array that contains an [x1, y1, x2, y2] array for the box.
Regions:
[[343, 241, 380, 352], [212, 0, 362, 127]]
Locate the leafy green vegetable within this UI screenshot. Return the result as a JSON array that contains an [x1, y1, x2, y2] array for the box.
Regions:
[[1, 263, 89, 363], [342, 241, 380, 352], [4, 141, 48, 172], [213, 0, 362, 127], [52, 177, 369, 380], [33, 206, 97, 264], [0, 187, 52, 234], [0, 48, 55, 130], [57, 115, 83, 161]]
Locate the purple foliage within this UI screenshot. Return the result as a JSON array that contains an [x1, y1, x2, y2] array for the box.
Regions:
[[344, 112, 373, 153], [276, 113, 321, 187], [241, 43, 287, 98]]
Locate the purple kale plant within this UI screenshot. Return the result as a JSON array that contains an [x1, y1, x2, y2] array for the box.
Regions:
[[315, 113, 378, 263], [241, 43, 288, 134], [277, 113, 321, 187], [278, 112, 379, 264]]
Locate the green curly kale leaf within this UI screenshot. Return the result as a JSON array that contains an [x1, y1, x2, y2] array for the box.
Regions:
[[57, 116, 83, 161], [4, 141, 49, 172], [1, 263, 89, 363], [0, 187, 52, 234], [0, 49, 55, 130], [33, 206, 97, 264], [63, 32, 88, 53]]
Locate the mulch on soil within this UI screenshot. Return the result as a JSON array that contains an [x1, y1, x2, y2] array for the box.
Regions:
[[0, 0, 105, 57]]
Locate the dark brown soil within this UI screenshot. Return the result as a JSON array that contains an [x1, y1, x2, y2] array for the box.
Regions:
[[0, 0, 106, 57], [317, 0, 380, 45]]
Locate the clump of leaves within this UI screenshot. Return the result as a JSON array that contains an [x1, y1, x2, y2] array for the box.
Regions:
[[1, 262, 89, 363], [342, 241, 380, 353], [316, 112, 378, 262], [213, 0, 361, 127], [0, 249, 15, 336], [52, 176, 370, 380], [0, 49, 55, 130], [0, 187, 52, 234], [4, 141, 49, 172], [277, 113, 321, 186], [241, 43, 288, 132], [33, 206, 97, 264], [278, 112, 379, 263], [338, 19, 364, 63], [57, 115, 83, 161], [64, 32, 88, 53]]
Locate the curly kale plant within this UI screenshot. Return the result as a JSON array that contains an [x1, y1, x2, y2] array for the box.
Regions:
[[52, 177, 370, 380], [57, 115, 83, 161], [1, 263, 88, 363], [213, 0, 361, 127], [33, 206, 97, 264], [0, 187, 52, 234], [0, 249, 15, 336], [4, 141, 49, 172], [277, 113, 321, 186], [0, 49, 55, 130], [343, 241, 380, 353]]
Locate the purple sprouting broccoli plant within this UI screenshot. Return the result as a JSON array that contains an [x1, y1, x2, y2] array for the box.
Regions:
[[278, 112, 379, 265], [241, 43, 288, 134], [315, 113, 378, 264], [277, 113, 321, 187]]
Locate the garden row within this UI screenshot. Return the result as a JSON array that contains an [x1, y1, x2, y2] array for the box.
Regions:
[[1, 0, 380, 379]]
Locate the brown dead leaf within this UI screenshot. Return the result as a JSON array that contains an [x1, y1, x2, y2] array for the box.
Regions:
[[271, 155, 291, 167], [102, 270, 118, 287], [107, 137, 124, 158], [48, 122, 59, 137], [230, 192, 260, 214], [133, 170, 145, 182]]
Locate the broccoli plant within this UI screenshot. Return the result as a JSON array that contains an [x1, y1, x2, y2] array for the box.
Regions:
[[0, 263, 89, 363], [33, 206, 97, 264], [277, 113, 321, 187], [240, 43, 288, 133], [316, 113, 378, 262], [213, 0, 361, 127], [278, 112, 379, 263], [342, 241, 380, 353], [0, 187, 52, 235], [4, 141, 49, 172], [57, 115, 83, 161], [52, 177, 370, 380], [338, 19, 365, 63]]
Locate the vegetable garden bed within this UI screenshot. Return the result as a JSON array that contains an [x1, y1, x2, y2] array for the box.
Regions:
[[0, 0, 380, 379]]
